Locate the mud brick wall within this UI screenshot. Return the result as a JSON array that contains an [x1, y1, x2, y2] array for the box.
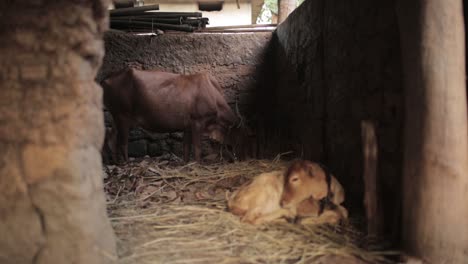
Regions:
[[98, 31, 271, 158], [256, 0, 403, 240]]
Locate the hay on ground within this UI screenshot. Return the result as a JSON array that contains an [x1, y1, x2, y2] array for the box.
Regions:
[[104, 156, 398, 264]]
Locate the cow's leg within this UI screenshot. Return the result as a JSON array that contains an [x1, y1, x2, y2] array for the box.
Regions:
[[110, 119, 120, 163], [106, 127, 118, 164], [191, 122, 203, 162], [106, 119, 119, 164], [115, 116, 130, 163], [183, 128, 192, 162], [219, 144, 224, 161]]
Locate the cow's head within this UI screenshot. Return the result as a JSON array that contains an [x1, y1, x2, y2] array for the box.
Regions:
[[206, 123, 226, 142], [220, 122, 257, 160], [280, 160, 329, 209], [226, 123, 254, 143], [205, 102, 240, 143]]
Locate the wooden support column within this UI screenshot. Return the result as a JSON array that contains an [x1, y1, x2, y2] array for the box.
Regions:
[[251, 0, 265, 24], [0, 1, 116, 263], [397, 0, 468, 262], [278, 0, 296, 23]]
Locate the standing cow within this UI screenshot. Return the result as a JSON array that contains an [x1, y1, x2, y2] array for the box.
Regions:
[[102, 68, 239, 163]]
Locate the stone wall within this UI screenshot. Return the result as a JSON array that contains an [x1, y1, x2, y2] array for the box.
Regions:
[[256, 0, 403, 240], [99, 31, 271, 159]]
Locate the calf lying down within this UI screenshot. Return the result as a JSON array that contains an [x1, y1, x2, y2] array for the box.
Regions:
[[227, 162, 348, 225], [227, 170, 293, 225]]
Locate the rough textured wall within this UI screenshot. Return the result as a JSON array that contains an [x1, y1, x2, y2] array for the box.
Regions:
[[99, 31, 271, 159], [257, 0, 403, 239], [0, 1, 116, 263]]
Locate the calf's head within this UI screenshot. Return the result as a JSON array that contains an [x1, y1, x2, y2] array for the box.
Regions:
[[281, 160, 329, 208]]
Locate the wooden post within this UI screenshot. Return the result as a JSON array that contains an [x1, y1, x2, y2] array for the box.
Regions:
[[251, 0, 265, 24], [278, 0, 296, 23], [361, 120, 383, 237], [397, 0, 468, 262]]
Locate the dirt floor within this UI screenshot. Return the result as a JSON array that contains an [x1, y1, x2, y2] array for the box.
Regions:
[[104, 155, 398, 264]]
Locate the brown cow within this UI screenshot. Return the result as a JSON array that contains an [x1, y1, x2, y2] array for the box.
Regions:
[[102, 68, 238, 163]]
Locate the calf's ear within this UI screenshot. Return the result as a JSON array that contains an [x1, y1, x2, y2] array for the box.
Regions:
[[306, 163, 316, 179]]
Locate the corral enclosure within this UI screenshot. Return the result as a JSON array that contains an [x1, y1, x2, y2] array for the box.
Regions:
[[100, 0, 402, 241]]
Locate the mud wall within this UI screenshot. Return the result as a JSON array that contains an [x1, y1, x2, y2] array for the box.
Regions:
[[99, 31, 271, 159], [256, 0, 403, 240]]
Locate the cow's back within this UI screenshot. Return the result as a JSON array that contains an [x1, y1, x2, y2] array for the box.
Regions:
[[102, 68, 232, 132]]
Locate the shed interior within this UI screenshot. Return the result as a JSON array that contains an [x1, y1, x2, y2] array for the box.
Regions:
[[1, 0, 467, 263], [100, 0, 403, 262]]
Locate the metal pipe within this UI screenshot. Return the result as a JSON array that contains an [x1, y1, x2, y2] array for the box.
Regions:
[[111, 17, 207, 27], [110, 4, 160, 16], [112, 12, 202, 18], [110, 20, 194, 32], [113, 0, 133, 9], [112, 17, 183, 24]]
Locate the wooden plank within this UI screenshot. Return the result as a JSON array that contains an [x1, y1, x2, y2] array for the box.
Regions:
[[361, 120, 383, 236]]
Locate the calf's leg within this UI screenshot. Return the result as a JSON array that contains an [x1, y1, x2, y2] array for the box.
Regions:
[[300, 210, 342, 225], [299, 205, 348, 225], [251, 208, 297, 225]]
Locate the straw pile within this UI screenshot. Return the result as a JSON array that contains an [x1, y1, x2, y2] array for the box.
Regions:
[[104, 155, 397, 264]]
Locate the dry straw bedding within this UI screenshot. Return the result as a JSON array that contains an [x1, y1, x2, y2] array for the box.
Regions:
[[104, 155, 397, 264]]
